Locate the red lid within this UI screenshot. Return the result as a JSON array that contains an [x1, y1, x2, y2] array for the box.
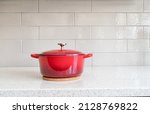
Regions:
[[41, 49, 84, 56], [40, 43, 84, 56]]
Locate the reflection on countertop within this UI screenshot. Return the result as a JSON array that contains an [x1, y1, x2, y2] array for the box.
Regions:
[[0, 66, 150, 97]]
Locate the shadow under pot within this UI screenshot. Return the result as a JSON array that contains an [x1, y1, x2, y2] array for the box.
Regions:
[[31, 43, 92, 81]]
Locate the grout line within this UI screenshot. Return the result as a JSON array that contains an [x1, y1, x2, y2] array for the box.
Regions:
[[143, 0, 144, 12], [38, 26, 40, 40], [90, 0, 92, 40], [1, 25, 148, 27], [91, 57, 94, 68], [91, 0, 92, 12], [0, 12, 150, 13], [104, 51, 147, 53], [148, 27, 150, 48], [0, 25, 150, 28], [9, 39, 144, 41], [38, 0, 39, 13], [126, 12, 128, 26], [73, 12, 75, 26], [127, 39, 129, 52], [20, 13, 22, 26], [21, 40, 23, 53], [143, 25, 144, 35], [90, 25, 92, 39], [143, 50, 145, 65], [75, 40, 77, 49], [0, 12, 148, 13]]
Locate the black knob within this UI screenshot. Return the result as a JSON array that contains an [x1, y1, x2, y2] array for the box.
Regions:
[[58, 43, 67, 50]]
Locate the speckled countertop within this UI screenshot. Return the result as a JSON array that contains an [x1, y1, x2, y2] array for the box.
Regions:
[[0, 66, 150, 97]]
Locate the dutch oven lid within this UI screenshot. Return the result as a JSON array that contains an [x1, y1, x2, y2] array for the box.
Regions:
[[40, 43, 84, 56]]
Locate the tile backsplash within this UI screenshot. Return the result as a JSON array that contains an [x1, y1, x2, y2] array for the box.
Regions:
[[0, 0, 150, 67]]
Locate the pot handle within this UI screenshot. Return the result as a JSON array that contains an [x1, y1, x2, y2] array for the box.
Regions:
[[31, 54, 39, 59], [84, 54, 93, 58]]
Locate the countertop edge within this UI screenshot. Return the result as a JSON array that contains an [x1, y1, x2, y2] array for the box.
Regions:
[[0, 89, 150, 97]]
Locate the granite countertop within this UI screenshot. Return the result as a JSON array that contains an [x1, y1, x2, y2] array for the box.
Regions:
[[0, 66, 150, 97]]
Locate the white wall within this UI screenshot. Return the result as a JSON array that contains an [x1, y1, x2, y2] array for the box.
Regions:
[[0, 0, 150, 67]]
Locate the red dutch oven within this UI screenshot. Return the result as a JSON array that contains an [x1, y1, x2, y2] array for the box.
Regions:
[[31, 43, 92, 81]]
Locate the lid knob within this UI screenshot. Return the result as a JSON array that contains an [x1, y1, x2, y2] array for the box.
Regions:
[[58, 43, 67, 50]]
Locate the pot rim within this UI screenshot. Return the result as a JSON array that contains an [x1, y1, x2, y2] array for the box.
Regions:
[[39, 53, 85, 56], [31, 53, 93, 59]]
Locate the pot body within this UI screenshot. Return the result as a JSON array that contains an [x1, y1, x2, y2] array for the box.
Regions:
[[38, 55, 84, 78]]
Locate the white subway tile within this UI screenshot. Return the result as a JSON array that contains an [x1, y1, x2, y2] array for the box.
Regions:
[[0, 40, 21, 54], [23, 40, 75, 54], [0, 27, 38, 39], [21, 53, 38, 67], [0, 0, 38, 12], [0, 13, 20, 26], [120, 27, 143, 39], [39, 0, 91, 12], [84, 58, 92, 66], [23, 40, 41, 53], [92, 0, 143, 12], [40, 27, 90, 40], [76, 40, 127, 52], [92, 27, 117, 39], [22, 13, 74, 26], [127, 13, 150, 25], [92, 27, 143, 39], [19, 27, 38, 40], [144, 27, 150, 39], [0, 53, 38, 67], [75, 13, 126, 25], [143, 53, 150, 65], [93, 53, 143, 66], [128, 39, 150, 52], [0, 53, 20, 67], [144, 0, 150, 12]]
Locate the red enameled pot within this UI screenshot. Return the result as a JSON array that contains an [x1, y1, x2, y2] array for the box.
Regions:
[[31, 43, 92, 80]]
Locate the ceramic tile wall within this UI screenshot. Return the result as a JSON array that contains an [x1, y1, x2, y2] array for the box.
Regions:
[[0, 0, 150, 66]]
